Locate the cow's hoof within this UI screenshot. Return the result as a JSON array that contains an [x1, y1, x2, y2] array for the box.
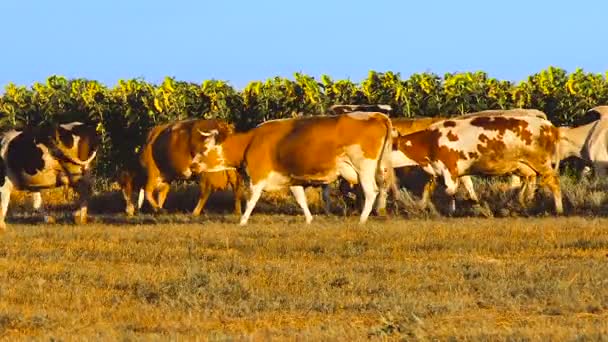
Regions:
[[153, 208, 168, 215], [74, 215, 87, 225], [125, 205, 135, 216], [44, 216, 56, 224]]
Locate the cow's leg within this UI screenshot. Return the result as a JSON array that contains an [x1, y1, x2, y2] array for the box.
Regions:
[[31, 192, 42, 211], [523, 176, 537, 203], [354, 183, 364, 214], [137, 188, 145, 210], [144, 180, 162, 213], [156, 182, 170, 209], [30, 191, 55, 223], [0, 178, 13, 231], [73, 175, 92, 225], [240, 181, 265, 225], [192, 178, 211, 216], [419, 177, 437, 209], [320, 184, 332, 215], [232, 174, 243, 216], [539, 168, 563, 215], [120, 176, 135, 216], [358, 160, 379, 223], [442, 169, 460, 215], [290, 185, 313, 224], [509, 174, 522, 190], [516, 164, 537, 206], [460, 176, 479, 203]]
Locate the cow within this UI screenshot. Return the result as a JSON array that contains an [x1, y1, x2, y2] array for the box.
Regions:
[[118, 119, 244, 217], [391, 114, 563, 214], [326, 108, 546, 213], [557, 106, 608, 177], [191, 112, 395, 225], [0, 122, 99, 230]]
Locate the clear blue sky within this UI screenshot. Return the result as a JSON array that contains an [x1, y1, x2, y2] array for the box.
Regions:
[[1, 0, 606, 89]]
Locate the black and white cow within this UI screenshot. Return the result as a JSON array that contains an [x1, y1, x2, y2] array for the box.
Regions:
[[0, 122, 99, 230]]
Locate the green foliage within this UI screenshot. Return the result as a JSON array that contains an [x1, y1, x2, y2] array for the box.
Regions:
[[1, 68, 607, 178]]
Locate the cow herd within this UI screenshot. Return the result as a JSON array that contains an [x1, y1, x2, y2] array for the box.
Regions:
[[1, 105, 608, 230]]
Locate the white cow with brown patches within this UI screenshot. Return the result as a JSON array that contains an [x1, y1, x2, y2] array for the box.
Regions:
[[392, 114, 563, 214]]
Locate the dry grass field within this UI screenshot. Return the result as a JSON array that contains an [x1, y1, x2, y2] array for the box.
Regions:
[[1, 177, 608, 340]]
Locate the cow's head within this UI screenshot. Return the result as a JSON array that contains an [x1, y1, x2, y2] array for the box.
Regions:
[[54, 122, 100, 168], [191, 125, 235, 173]]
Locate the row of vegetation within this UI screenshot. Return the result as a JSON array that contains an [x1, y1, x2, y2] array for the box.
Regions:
[[1, 67, 607, 177]]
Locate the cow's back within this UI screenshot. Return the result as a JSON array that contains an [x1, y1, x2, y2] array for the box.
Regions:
[[392, 117, 444, 136], [245, 113, 390, 182]]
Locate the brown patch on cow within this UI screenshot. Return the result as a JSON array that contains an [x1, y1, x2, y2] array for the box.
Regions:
[[396, 128, 465, 176], [468, 151, 479, 159], [395, 129, 440, 167], [538, 124, 559, 154], [470, 116, 533, 145], [443, 120, 456, 127], [477, 133, 507, 155], [437, 144, 467, 177], [446, 130, 459, 141]]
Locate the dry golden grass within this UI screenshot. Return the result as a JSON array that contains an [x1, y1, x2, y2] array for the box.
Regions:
[[1, 216, 607, 340], [1, 177, 608, 339]]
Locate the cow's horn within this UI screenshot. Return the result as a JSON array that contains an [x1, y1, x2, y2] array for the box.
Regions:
[[81, 150, 97, 165], [197, 129, 219, 137]]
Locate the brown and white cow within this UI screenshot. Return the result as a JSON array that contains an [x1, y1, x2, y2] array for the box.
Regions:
[[392, 114, 563, 213], [327, 108, 546, 213], [0, 122, 99, 230], [118, 119, 244, 216], [192, 112, 395, 225]]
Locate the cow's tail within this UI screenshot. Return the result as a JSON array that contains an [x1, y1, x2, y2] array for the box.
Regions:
[[376, 114, 399, 212]]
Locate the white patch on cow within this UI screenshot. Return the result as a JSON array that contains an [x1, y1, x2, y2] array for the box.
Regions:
[[0, 130, 21, 159], [404, 140, 412, 147], [337, 161, 358, 185], [390, 150, 418, 168], [346, 112, 372, 120], [0, 176, 14, 229], [262, 171, 291, 191]]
